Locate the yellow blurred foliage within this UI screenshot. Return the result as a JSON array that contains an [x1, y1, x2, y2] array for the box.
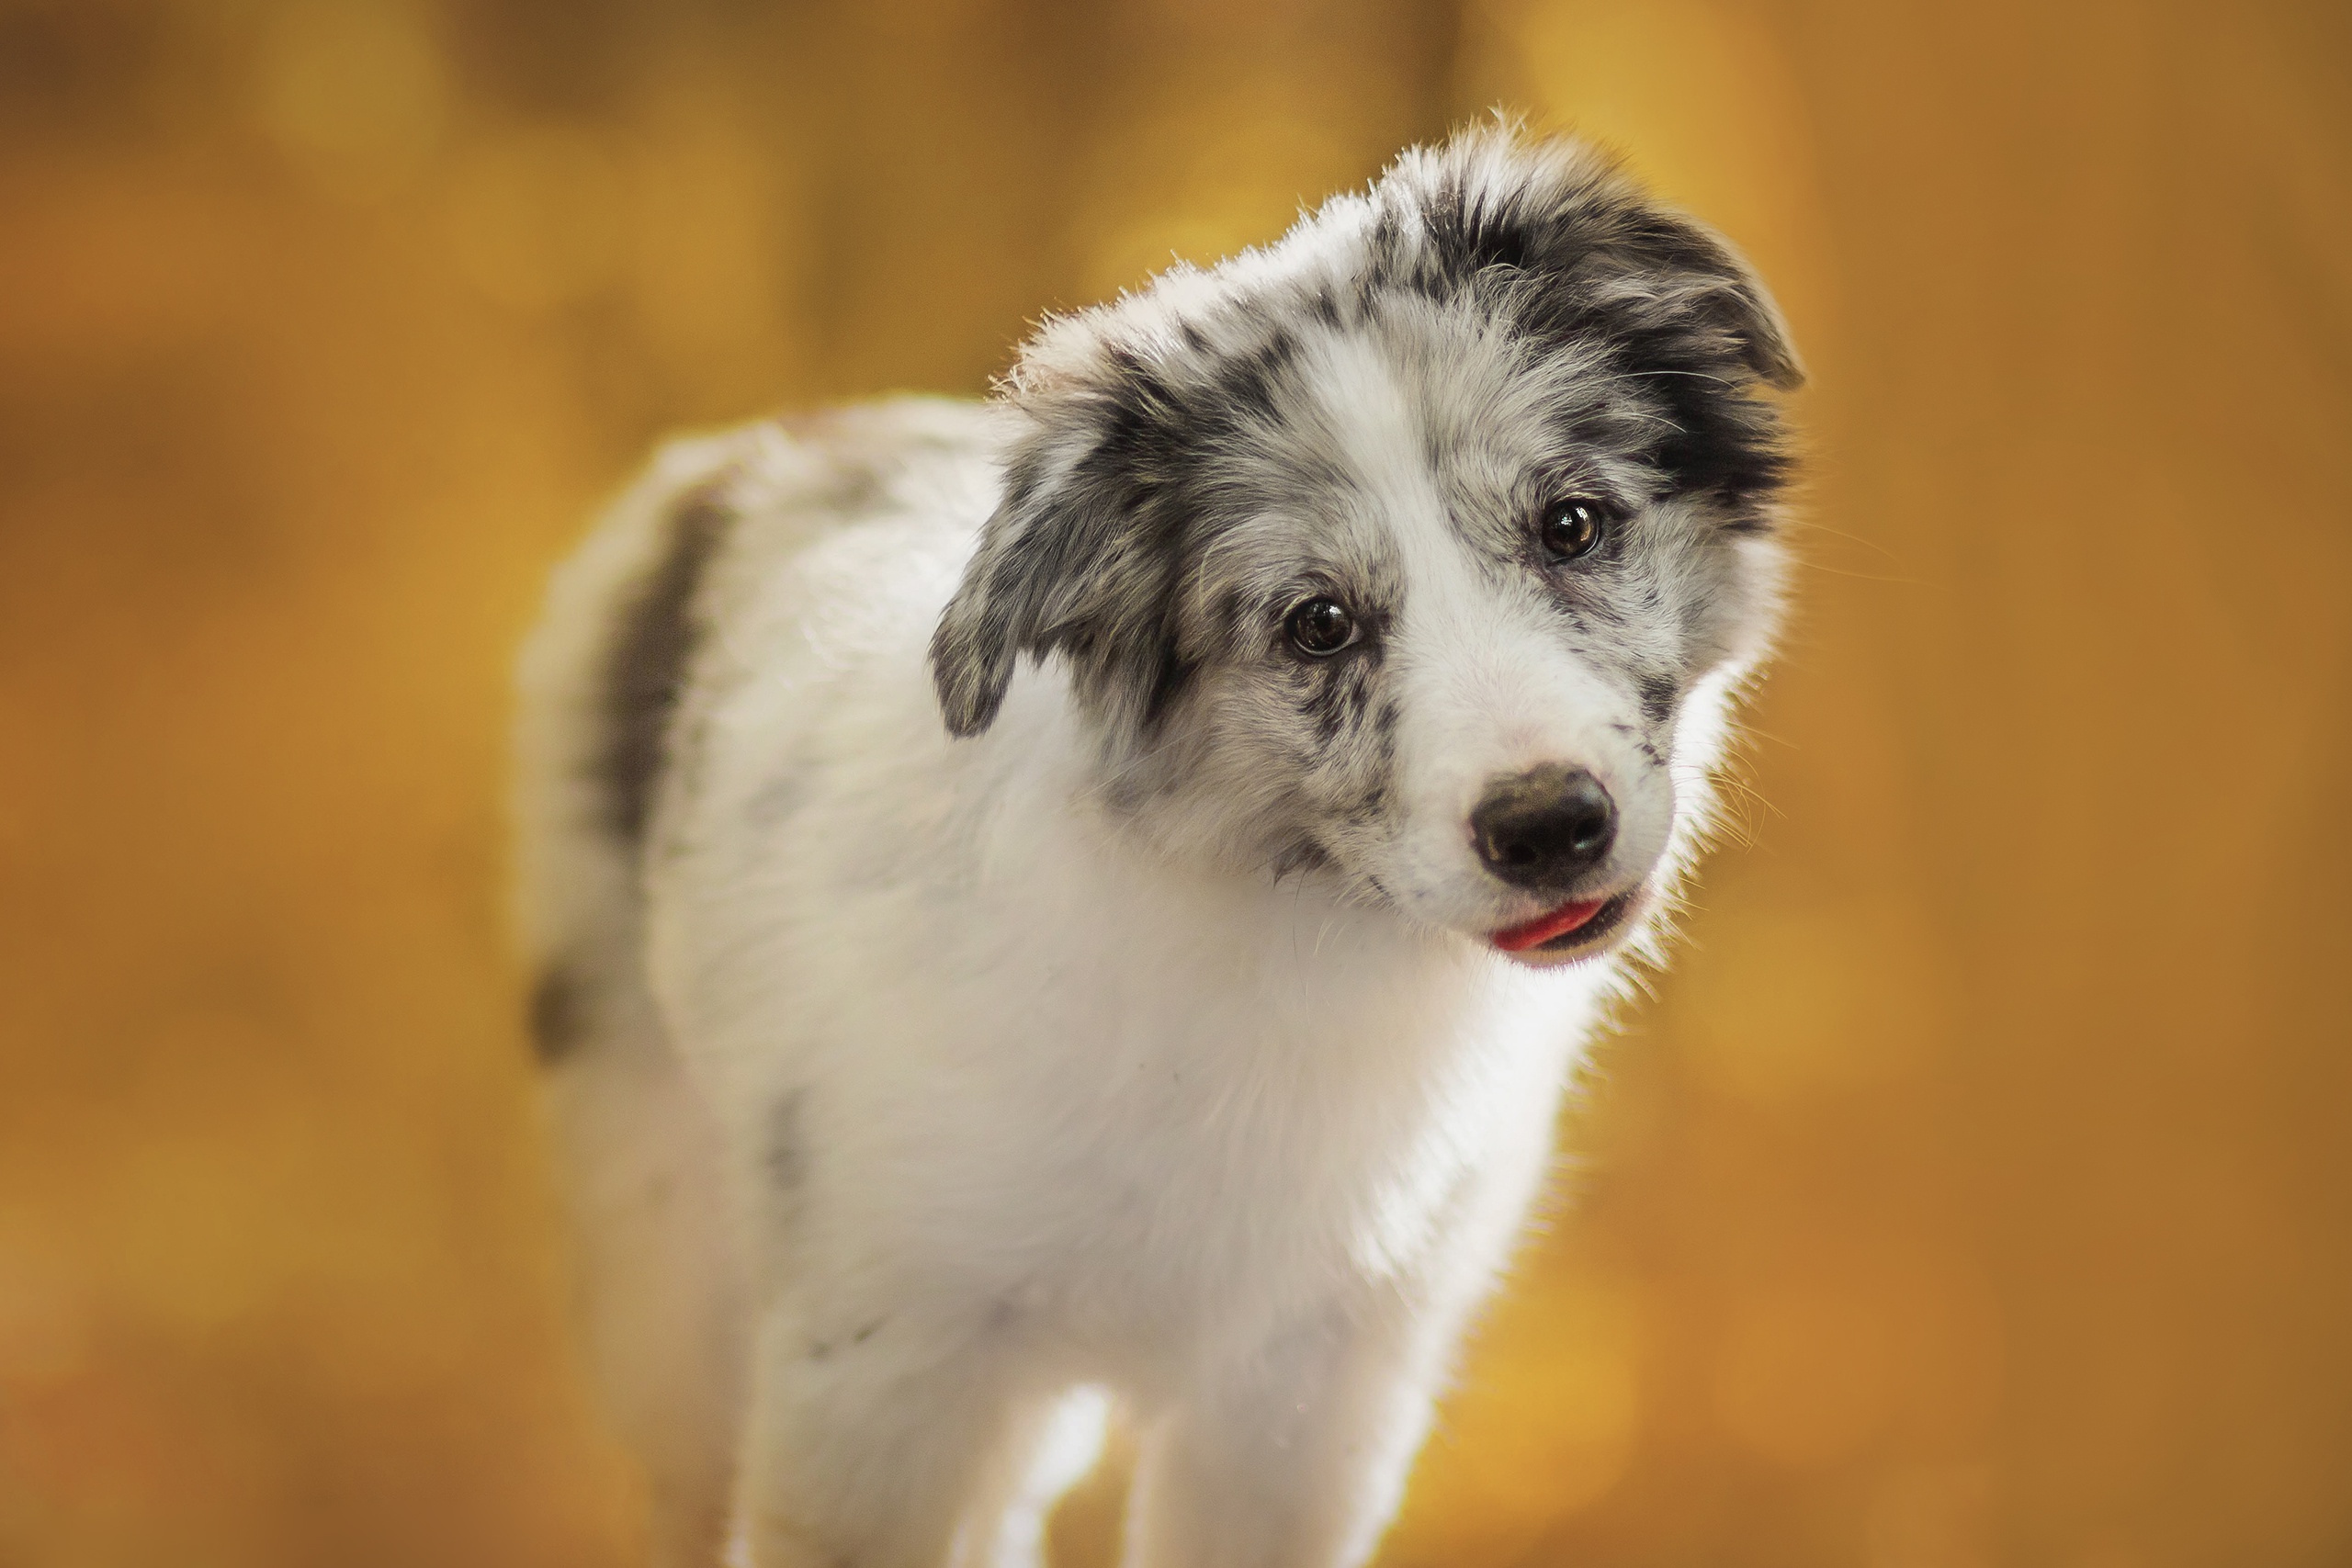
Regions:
[[0, 1, 2346, 1565]]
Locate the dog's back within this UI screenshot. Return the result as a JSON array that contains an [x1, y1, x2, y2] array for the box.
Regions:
[[514, 400, 1003, 1568]]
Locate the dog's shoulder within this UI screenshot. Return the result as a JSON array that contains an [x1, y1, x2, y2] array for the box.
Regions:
[[714, 396, 1010, 626], [515, 398, 1008, 915]]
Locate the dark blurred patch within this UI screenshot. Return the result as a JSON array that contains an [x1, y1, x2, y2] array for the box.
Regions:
[[528, 964, 585, 1066], [601, 481, 731, 844], [0, 2, 164, 143]]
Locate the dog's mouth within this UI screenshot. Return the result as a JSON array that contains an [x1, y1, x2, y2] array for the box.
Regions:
[[1489, 889, 1639, 962]]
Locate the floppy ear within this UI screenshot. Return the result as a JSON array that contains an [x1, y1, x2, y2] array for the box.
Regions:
[[1617, 207, 1805, 392], [929, 386, 1182, 739], [1415, 132, 1804, 394], [928, 551, 1020, 739], [1407, 132, 1804, 506], [1594, 208, 1805, 505], [929, 455, 1058, 739]]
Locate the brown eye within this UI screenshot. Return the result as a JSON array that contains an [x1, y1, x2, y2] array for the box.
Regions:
[[1540, 497, 1609, 559], [1285, 596, 1358, 657]]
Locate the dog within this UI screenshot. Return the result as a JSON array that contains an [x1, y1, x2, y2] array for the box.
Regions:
[[514, 127, 1801, 1568]]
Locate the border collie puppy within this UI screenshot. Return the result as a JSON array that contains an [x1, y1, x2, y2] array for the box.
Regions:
[[515, 127, 1800, 1568]]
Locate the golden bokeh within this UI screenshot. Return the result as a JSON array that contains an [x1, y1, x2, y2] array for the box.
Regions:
[[1, 2, 2346, 1565]]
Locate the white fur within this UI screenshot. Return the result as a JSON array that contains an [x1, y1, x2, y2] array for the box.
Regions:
[[519, 410, 1760, 1568], [516, 132, 1791, 1568]]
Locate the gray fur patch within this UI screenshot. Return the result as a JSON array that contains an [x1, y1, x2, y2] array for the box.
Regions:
[[601, 480, 731, 843], [765, 1089, 809, 1191], [527, 964, 586, 1066]]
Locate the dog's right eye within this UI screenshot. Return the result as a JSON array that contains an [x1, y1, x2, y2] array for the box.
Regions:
[[1285, 597, 1358, 658], [1538, 497, 1611, 560]]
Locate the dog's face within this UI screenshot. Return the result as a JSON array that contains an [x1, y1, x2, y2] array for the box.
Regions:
[[933, 133, 1799, 966]]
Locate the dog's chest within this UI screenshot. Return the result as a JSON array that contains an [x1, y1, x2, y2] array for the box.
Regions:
[[759, 833, 1595, 1333], [1018, 941, 1570, 1290]]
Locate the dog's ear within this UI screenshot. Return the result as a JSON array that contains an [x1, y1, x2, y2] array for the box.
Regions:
[[929, 527, 1023, 737], [1590, 205, 1804, 504], [1419, 133, 1805, 505], [1419, 133, 1804, 394], [930, 453, 1079, 739], [931, 370, 1184, 739], [1610, 206, 1805, 392]]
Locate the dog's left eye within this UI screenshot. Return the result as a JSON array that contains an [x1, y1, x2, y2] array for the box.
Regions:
[[1285, 596, 1359, 658], [1539, 497, 1611, 560]]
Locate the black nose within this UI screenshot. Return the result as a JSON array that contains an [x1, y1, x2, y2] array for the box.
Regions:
[[1471, 764, 1618, 889]]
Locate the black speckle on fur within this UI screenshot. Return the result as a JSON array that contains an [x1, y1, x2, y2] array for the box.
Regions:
[[765, 1089, 809, 1191], [1609, 720, 1667, 766], [809, 1317, 883, 1363], [1213, 325, 1300, 429], [1636, 672, 1678, 726], [1296, 654, 1380, 749], [1141, 644, 1199, 731], [527, 965, 586, 1066], [1272, 836, 1334, 877], [602, 483, 730, 842], [1415, 167, 1537, 282]]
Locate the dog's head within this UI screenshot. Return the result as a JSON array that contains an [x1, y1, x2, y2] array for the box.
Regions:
[[932, 130, 1800, 967]]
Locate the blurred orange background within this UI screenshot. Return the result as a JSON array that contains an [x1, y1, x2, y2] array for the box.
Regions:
[[3, 2, 2347, 1565]]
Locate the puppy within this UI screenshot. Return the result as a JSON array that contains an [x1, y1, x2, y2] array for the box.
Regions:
[[514, 128, 1800, 1568]]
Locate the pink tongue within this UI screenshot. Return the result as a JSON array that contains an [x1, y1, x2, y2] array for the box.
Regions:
[[1491, 897, 1607, 953]]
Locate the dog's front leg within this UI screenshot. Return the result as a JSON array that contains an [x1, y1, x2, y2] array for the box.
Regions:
[[730, 1301, 1034, 1568], [1125, 1290, 1451, 1568]]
